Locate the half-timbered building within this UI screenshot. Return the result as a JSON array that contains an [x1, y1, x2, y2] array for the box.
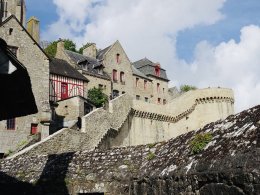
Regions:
[[49, 58, 89, 102]]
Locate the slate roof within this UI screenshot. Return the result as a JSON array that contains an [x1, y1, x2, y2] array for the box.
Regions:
[[131, 65, 152, 81], [50, 58, 89, 82], [96, 45, 112, 60], [132, 58, 169, 81], [65, 50, 110, 80]]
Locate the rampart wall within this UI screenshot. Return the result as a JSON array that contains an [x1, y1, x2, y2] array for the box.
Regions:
[[109, 88, 234, 146]]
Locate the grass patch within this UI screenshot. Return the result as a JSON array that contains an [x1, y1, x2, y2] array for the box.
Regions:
[[190, 133, 212, 154]]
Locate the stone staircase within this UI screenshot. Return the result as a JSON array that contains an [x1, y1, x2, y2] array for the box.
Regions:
[[81, 94, 133, 150]]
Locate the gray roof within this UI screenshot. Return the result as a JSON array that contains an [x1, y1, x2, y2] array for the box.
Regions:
[[132, 58, 154, 69], [65, 50, 110, 80], [132, 65, 152, 81], [133, 58, 169, 81], [96, 45, 112, 60], [50, 58, 89, 81]]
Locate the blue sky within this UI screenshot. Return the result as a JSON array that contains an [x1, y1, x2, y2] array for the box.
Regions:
[[26, 0, 260, 62], [176, 0, 260, 61], [26, 0, 260, 112]]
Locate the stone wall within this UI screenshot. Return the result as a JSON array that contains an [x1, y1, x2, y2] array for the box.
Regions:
[[102, 41, 134, 96], [55, 96, 85, 123], [150, 76, 169, 104], [111, 88, 234, 146], [0, 17, 50, 153], [7, 94, 133, 158], [0, 105, 259, 195], [133, 75, 153, 103]]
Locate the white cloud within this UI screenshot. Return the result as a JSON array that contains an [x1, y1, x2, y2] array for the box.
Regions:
[[181, 25, 260, 112], [43, 0, 260, 112]]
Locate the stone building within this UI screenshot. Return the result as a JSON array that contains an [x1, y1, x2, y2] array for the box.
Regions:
[[133, 58, 169, 104], [0, 15, 51, 154], [0, 0, 235, 156], [0, 0, 26, 26], [49, 58, 95, 130], [55, 41, 111, 97], [96, 41, 134, 98]]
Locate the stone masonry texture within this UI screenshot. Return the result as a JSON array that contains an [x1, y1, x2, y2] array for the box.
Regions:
[[0, 105, 259, 194]]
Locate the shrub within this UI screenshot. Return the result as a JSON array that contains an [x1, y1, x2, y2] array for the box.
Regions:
[[147, 151, 156, 160], [180, 85, 197, 93], [87, 87, 108, 108], [190, 133, 212, 154]]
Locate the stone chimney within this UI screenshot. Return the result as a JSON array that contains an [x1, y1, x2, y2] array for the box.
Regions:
[[55, 39, 65, 59], [83, 43, 97, 58], [26, 16, 40, 44]]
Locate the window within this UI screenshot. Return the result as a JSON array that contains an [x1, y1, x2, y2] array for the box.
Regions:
[[98, 84, 103, 89], [122, 91, 125, 94], [9, 28, 13, 35], [136, 78, 139, 87], [112, 69, 118, 82], [136, 95, 140, 100], [144, 80, 147, 90], [120, 72, 125, 84], [7, 118, 15, 130], [157, 98, 161, 104], [145, 97, 149, 102], [163, 99, 167, 105], [116, 53, 120, 63], [113, 90, 119, 98], [61, 82, 68, 99], [31, 124, 38, 135], [157, 83, 160, 93], [97, 68, 103, 75], [155, 64, 160, 77], [163, 88, 165, 93]]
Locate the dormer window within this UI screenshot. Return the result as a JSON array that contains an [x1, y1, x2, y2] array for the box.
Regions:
[[116, 53, 120, 64], [155, 63, 160, 77], [97, 68, 103, 75]]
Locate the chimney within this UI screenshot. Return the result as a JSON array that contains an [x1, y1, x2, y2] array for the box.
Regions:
[[26, 16, 40, 44], [83, 43, 96, 58], [55, 39, 65, 59]]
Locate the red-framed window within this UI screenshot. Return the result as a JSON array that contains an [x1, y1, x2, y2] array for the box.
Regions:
[[61, 82, 68, 99], [113, 69, 118, 82], [144, 80, 147, 90], [155, 64, 160, 77], [7, 118, 15, 130], [31, 124, 38, 135], [120, 71, 125, 83]]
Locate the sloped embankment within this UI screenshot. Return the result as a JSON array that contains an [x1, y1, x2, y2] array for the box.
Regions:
[[0, 105, 259, 194]]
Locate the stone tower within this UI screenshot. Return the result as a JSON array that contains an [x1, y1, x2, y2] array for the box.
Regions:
[[27, 16, 40, 43], [0, 0, 26, 26]]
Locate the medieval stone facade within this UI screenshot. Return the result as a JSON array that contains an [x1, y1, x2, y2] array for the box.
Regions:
[[0, 15, 51, 154], [0, 0, 235, 156]]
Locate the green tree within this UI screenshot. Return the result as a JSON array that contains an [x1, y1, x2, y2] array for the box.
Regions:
[[44, 39, 77, 58], [180, 85, 197, 93], [87, 87, 108, 108]]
